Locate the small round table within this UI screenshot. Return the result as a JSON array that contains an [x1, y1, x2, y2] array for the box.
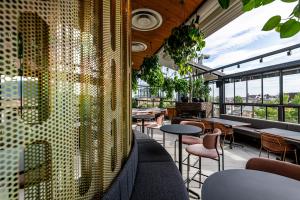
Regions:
[[133, 115, 155, 133], [202, 169, 300, 200], [160, 124, 202, 174]]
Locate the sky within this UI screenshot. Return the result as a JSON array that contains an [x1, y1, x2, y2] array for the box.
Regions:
[[202, 1, 300, 75], [203, 1, 300, 97]]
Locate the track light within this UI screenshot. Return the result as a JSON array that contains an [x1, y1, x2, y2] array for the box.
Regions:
[[287, 50, 292, 56], [260, 57, 263, 63], [221, 69, 224, 72], [237, 64, 240, 68]]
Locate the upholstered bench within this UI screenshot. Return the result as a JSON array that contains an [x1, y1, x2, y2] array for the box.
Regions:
[[102, 131, 188, 200]]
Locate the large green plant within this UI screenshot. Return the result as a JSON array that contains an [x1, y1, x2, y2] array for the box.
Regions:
[[193, 76, 211, 100], [174, 77, 189, 96], [164, 24, 205, 75], [162, 77, 175, 99], [140, 55, 164, 96], [218, 0, 300, 38]]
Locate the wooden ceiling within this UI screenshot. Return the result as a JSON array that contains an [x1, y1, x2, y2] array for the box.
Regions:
[[131, 0, 205, 70]]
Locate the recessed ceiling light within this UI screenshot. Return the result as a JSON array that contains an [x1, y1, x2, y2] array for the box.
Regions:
[[132, 8, 163, 31], [132, 41, 147, 52]]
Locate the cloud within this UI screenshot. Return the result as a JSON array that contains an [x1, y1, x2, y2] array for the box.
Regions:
[[202, 1, 300, 72]]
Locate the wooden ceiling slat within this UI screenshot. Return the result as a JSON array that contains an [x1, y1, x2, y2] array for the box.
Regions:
[[132, 0, 205, 69]]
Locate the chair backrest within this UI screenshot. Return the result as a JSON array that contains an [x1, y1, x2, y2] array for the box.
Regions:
[[203, 133, 220, 149], [214, 123, 233, 135], [246, 157, 300, 181], [202, 120, 213, 130], [156, 114, 164, 125], [180, 121, 205, 133], [260, 133, 287, 152], [212, 128, 221, 135]]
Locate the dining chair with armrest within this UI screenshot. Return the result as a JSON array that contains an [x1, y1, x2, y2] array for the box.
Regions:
[[246, 157, 300, 181]]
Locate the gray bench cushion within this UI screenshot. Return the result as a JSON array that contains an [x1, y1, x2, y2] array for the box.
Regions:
[[137, 139, 173, 163], [130, 162, 189, 200], [102, 136, 138, 200]]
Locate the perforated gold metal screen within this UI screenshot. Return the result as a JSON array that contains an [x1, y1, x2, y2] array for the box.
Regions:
[[0, 0, 132, 199]]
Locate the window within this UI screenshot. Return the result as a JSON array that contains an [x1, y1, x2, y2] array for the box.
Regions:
[[235, 78, 246, 103], [267, 107, 278, 121], [285, 107, 299, 123], [254, 106, 266, 119], [225, 79, 234, 103], [283, 68, 300, 105], [247, 75, 262, 103], [209, 82, 219, 103], [263, 72, 279, 104]]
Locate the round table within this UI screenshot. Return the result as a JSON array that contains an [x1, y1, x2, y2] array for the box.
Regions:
[[202, 169, 300, 200], [133, 115, 155, 133], [160, 124, 202, 174]]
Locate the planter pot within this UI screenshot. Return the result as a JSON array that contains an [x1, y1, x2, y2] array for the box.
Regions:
[[181, 96, 188, 102], [192, 97, 199, 102]]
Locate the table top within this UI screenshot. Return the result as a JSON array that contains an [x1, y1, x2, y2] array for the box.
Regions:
[[202, 118, 251, 127], [258, 128, 300, 141], [202, 169, 300, 200], [160, 124, 202, 135], [132, 115, 155, 120]]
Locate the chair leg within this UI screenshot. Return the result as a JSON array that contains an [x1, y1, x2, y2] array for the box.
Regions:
[[163, 131, 165, 147], [151, 128, 153, 139], [199, 157, 201, 188], [229, 135, 234, 149], [259, 146, 262, 157], [187, 154, 190, 189], [283, 150, 287, 161], [267, 151, 270, 158], [174, 140, 177, 162], [199, 157, 202, 188], [218, 157, 221, 172], [294, 150, 298, 164], [222, 152, 225, 171]]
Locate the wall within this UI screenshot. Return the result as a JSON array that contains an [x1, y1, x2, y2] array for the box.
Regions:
[[0, 0, 132, 199]]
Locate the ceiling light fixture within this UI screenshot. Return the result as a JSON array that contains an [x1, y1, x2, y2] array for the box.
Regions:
[[237, 64, 240, 68], [132, 8, 163, 31], [259, 57, 263, 63], [287, 50, 292, 56]]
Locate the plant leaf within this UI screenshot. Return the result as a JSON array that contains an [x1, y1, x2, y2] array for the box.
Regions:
[[262, 0, 275, 5], [262, 15, 281, 31], [292, 4, 300, 18], [218, 0, 230, 9], [243, 0, 255, 11], [280, 19, 300, 38], [281, 0, 297, 2]]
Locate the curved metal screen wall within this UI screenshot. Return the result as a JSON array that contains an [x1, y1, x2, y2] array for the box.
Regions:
[[0, 0, 132, 199]]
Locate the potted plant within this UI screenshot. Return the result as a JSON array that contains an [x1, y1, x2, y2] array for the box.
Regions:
[[174, 77, 189, 102], [192, 76, 211, 102], [164, 23, 205, 76], [140, 55, 164, 96]]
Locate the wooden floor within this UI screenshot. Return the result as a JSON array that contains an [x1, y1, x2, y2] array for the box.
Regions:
[[133, 120, 279, 199]]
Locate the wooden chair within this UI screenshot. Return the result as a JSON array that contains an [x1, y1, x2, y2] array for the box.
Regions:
[[246, 157, 300, 181], [214, 123, 234, 149], [185, 129, 224, 189], [260, 133, 298, 164], [201, 120, 214, 133], [146, 114, 165, 146], [174, 121, 205, 162]]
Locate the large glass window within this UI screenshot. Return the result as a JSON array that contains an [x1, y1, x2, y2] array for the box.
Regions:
[[283, 68, 300, 105], [263, 72, 280, 104], [254, 106, 266, 119], [225, 79, 234, 103], [267, 107, 278, 121], [248, 75, 262, 103], [209, 82, 219, 103], [235, 78, 246, 103]]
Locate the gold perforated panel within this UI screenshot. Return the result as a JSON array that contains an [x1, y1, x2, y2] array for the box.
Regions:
[[0, 0, 132, 199]]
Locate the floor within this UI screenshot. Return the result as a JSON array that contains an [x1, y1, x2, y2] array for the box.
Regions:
[[133, 120, 277, 199]]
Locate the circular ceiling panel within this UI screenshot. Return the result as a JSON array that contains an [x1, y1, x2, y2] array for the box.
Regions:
[[132, 41, 147, 52], [132, 8, 163, 31]]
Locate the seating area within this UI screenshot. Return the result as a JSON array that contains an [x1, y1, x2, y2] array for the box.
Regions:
[[2, 0, 300, 200]]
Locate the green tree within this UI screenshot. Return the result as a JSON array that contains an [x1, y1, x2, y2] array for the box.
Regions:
[[234, 96, 243, 103]]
